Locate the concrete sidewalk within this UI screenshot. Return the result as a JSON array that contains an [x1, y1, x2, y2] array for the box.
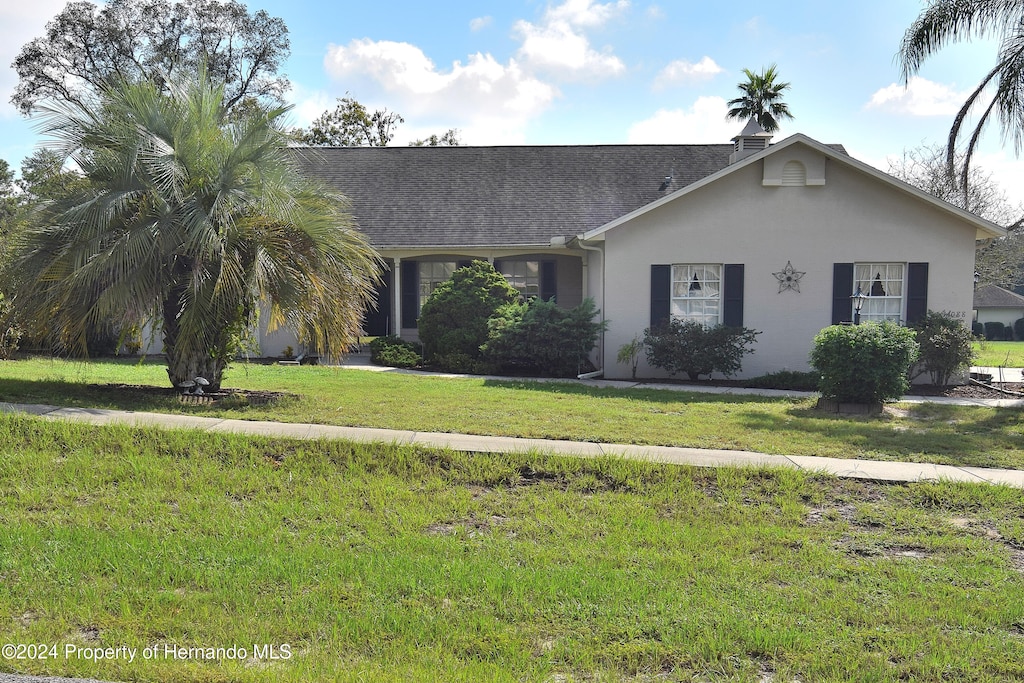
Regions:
[[3, 401, 1024, 489]]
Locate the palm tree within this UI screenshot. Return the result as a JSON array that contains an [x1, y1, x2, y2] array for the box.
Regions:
[[725, 64, 794, 133], [899, 0, 1024, 197], [13, 71, 381, 390]]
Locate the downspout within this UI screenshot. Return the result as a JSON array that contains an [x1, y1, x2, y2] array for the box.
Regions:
[[575, 238, 606, 380]]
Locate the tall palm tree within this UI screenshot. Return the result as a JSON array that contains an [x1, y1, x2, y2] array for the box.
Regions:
[[725, 64, 794, 133], [899, 0, 1024, 197], [13, 71, 381, 390]]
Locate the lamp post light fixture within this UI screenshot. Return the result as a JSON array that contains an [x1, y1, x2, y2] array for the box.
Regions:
[[851, 286, 868, 325]]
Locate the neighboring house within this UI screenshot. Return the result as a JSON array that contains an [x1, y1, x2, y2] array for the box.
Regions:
[[262, 120, 1003, 379], [973, 284, 1024, 336]]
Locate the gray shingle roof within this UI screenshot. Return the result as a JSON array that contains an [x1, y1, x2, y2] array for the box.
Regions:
[[290, 144, 735, 248], [974, 284, 1024, 308]]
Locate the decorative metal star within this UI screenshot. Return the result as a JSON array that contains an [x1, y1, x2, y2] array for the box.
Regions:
[[773, 261, 806, 293]]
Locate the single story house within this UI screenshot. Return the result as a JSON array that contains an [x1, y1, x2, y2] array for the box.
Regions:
[[263, 120, 1003, 379], [973, 284, 1024, 336]]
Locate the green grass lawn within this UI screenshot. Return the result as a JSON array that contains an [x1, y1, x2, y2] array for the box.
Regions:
[[4, 356, 1024, 470], [973, 340, 1024, 367], [1, 414, 1022, 682]]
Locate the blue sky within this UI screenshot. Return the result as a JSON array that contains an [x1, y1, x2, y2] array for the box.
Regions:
[[1, 0, 1021, 201]]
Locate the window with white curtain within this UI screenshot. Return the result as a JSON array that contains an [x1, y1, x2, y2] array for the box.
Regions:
[[671, 264, 722, 325], [854, 263, 904, 322]]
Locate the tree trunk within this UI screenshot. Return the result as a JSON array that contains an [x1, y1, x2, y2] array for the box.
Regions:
[[162, 290, 228, 391]]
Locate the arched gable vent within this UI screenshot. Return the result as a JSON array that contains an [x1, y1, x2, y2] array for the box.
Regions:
[[781, 160, 807, 186]]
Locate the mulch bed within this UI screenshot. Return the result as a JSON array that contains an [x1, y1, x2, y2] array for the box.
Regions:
[[88, 383, 294, 406], [905, 382, 1024, 399]]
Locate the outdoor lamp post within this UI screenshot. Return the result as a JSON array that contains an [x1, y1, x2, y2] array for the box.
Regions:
[[851, 286, 868, 325]]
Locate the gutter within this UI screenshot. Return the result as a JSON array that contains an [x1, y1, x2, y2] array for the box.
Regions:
[[574, 237, 606, 378]]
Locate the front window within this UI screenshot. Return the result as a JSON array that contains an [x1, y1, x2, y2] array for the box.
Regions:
[[671, 264, 721, 325], [419, 261, 457, 309], [498, 260, 541, 300], [854, 262, 904, 322]]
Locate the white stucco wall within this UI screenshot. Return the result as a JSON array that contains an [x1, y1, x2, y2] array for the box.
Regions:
[[598, 145, 979, 380], [976, 308, 1024, 330]]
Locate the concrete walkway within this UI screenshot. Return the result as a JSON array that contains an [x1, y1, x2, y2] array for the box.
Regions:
[[3, 400, 1024, 489]]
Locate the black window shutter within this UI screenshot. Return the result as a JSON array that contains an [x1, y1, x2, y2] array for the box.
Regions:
[[832, 263, 854, 325], [401, 260, 419, 329], [722, 264, 745, 327], [541, 261, 557, 302], [906, 262, 929, 324], [651, 265, 671, 328]]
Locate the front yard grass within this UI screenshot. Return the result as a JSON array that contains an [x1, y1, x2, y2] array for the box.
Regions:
[[973, 340, 1024, 367], [1, 414, 1022, 682], [4, 356, 1024, 469]]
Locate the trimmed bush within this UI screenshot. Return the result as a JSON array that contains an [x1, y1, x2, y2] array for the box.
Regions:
[[482, 298, 605, 377], [417, 261, 519, 372], [643, 319, 759, 380], [810, 322, 919, 403], [368, 335, 422, 368], [741, 370, 820, 392], [984, 321, 1006, 341], [972, 321, 984, 337], [910, 311, 975, 386], [1015, 318, 1024, 341]]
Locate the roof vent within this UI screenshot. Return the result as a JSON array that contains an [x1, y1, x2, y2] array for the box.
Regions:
[[729, 117, 773, 164]]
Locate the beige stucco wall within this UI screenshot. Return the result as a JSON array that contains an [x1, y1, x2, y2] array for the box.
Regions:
[[599, 146, 979, 380]]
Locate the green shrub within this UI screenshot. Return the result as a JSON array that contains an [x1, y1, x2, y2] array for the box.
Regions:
[[417, 261, 519, 372], [1015, 318, 1024, 341], [810, 322, 919, 403], [972, 321, 984, 337], [741, 370, 820, 391], [368, 335, 422, 368], [984, 321, 1005, 341], [616, 335, 644, 380], [643, 319, 760, 381], [910, 311, 975, 386], [482, 298, 605, 377], [431, 351, 492, 375]]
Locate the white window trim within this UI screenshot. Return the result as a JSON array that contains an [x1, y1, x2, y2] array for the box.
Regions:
[[670, 263, 722, 326], [854, 262, 905, 323]]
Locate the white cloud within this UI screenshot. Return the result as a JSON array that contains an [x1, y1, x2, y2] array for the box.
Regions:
[[323, 39, 558, 143], [626, 96, 738, 144], [645, 5, 666, 20], [512, 0, 628, 79], [317, 1, 633, 143], [653, 56, 723, 89], [546, 0, 630, 27], [867, 76, 971, 116], [470, 16, 492, 32]]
